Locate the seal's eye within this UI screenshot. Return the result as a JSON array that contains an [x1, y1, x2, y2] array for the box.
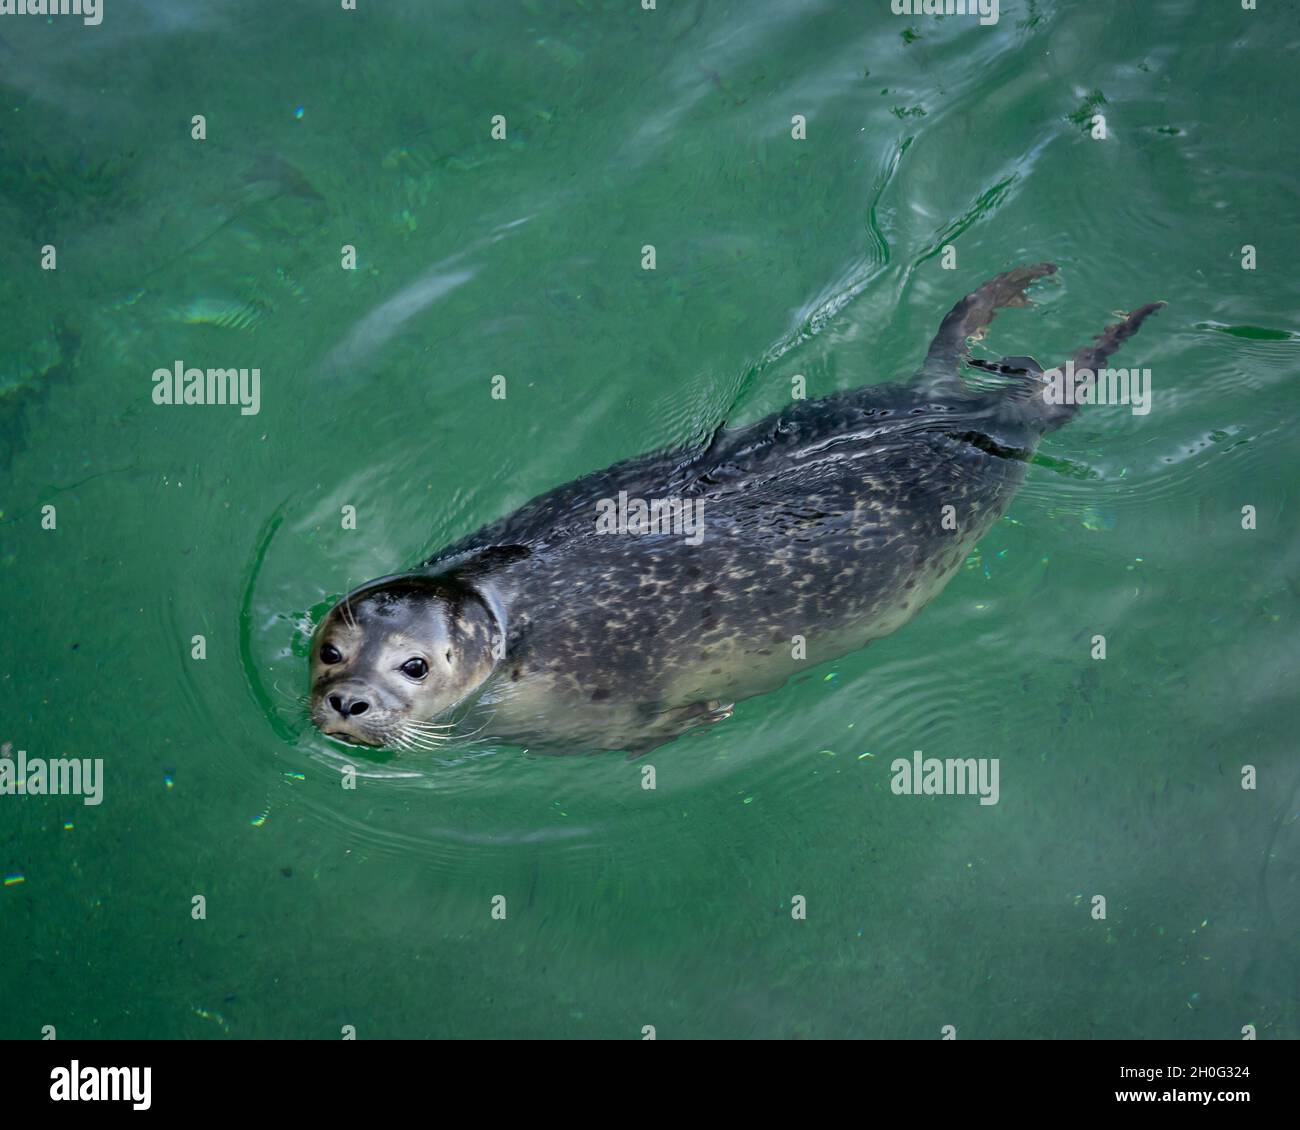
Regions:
[[401, 657, 429, 680], [320, 643, 342, 665]]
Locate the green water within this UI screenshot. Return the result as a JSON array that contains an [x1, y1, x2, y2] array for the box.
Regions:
[[1, 0, 1297, 1040]]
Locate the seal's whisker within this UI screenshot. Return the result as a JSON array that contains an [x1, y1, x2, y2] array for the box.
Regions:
[[410, 717, 462, 738], [452, 709, 496, 743], [396, 724, 447, 752], [405, 720, 456, 734], [337, 575, 358, 632]]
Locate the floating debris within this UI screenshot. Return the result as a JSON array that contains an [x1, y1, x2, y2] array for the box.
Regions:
[[4, 872, 25, 887], [192, 1006, 230, 1032], [1080, 506, 1115, 532], [1068, 90, 1108, 129], [173, 295, 271, 333]]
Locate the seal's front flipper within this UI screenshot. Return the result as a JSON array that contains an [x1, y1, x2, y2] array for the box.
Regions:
[[924, 263, 1057, 376], [625, 699, 734, 759]]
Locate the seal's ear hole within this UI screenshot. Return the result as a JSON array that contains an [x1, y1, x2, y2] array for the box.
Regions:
[[445, 648, 453, 665]]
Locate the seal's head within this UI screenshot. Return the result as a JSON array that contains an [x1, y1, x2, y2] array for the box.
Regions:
[[308, 574, 501, 748]]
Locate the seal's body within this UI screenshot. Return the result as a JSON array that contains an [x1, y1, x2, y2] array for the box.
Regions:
[[308, 265, 1161, 754]]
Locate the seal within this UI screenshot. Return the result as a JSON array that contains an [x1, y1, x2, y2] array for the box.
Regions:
[[307, 264, 1162, 754]]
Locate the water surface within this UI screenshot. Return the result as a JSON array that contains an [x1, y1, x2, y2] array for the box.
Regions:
[[1, 0, 1296, 1039]]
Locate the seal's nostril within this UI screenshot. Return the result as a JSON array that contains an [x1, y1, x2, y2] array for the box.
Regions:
[[328, 694, 368, 717]]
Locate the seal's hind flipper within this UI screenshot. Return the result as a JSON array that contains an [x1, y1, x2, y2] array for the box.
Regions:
[[924, 263, 1058, 375], [1066, 301, 1165, 375], [1033, 301, 1166, 431]]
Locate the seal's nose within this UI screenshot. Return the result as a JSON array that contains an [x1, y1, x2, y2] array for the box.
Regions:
[[328, 693, 370, 717]]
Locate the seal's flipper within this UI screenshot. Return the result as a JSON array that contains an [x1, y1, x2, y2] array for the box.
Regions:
[[1033, 301, 1165, 431], [923, 263, 1058, 375], [1065, 301, 1165, 375], [625, 699, 734, 758]]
